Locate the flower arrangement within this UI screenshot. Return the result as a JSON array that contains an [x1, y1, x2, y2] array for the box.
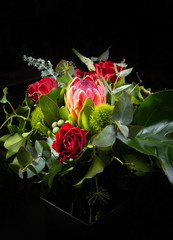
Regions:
[[1, 47, 173, 224]]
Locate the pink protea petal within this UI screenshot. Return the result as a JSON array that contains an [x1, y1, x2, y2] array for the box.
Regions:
[[86, 88, 94, 100], [93, 89, 101, 105], [74, 99, 84, 116], [77, 90, 87, 104], [67, 86, 75, 109], [66, 75, 106, 121]]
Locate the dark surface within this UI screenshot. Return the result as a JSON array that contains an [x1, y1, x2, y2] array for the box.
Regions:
[[1, 170, 173, 239]]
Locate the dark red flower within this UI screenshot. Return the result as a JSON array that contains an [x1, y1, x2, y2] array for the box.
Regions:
[[94, 61, 126, 83], [75, 61, 126, 83], [52, 122, 88, 163], [26, 77, 58, 102]]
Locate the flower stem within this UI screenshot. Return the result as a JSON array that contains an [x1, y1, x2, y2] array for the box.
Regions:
[[0, 115, 27, 130]]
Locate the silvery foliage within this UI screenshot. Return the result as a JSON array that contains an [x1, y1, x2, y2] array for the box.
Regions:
[[23, 55, 64, 88]]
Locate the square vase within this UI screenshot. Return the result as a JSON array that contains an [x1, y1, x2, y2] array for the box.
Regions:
[[41, 192, 132, 239]]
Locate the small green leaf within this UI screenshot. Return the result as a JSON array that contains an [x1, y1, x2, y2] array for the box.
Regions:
[[118, 68, 133, 78], [112, 92, 133, 125], [92, 125, 116, 148], [91, 46, 111, 62], [72, 48, 95, 71], [117, 124, 129, 139], [112, 84, 131, 95], [59, 106, 69, 121], [78, 98, 94, 128], [81, 106, 93, 130], [0, 87, 8, 103], [55, 59, 75, 79], [17, 146, 33, 169]]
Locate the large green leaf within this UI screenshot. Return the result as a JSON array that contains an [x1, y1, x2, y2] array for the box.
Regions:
[[133, 90, 173, 126], [4, 133, 26, 159], [122, 90, 173, 184], [112, 91, 133, 125], [39, 95, 60, 127], [126, 122, 173, 183], [92, 125, 116, 148], [74, 155, 104, 186]]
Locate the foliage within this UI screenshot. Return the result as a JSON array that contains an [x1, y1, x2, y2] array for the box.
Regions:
[[1, 48, 173, 224]]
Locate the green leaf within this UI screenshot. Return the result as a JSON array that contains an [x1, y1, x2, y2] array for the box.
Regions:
[[123, 154, 153, 173], [72, 48, 95, 71], [35, 140, 51, 159], [112, 84, 131, 95], [55, 59, 75, 79], [117, 124, 129, 139], [118, 68, 133, 78], [81, 106, 93, 130], [17, 146, 33, 169], [119, 90, 173, 184], [133, 90, 173, 126], [74, 155, 104, 186], [0, 87, 8, 103], [78, 98, 95, 128], [46, 136, 59, 168], [4, 133, 26, 159], [48, 163, 62, 188], [46, 87, 61, 102], [57, 75, 71, 88], [125, 122, 173, 183], [91, 46, 111, 62], [59, 106, 69, 121], [39, 95, 60, 127], [126, 82, 144, 103], [112, 91, 133, 125], [92, 125, 116, 148]]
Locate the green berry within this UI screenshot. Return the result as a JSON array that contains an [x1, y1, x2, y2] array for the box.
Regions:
[[52, 121, 57, 128], [57, 119, 64, 127], [53, 127, 60, 134]]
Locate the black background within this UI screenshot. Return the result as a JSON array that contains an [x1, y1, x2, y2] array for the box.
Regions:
[[1, 1, 173, 239], [1, 1, 173, 94]]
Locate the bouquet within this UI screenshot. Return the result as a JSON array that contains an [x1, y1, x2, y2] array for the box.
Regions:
[[1, 47, 173, 224]]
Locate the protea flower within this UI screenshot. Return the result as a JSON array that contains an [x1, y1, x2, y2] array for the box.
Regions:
[[66, 75, 106, 121]]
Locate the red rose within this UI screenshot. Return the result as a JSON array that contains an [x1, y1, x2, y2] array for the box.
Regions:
[[94, 61, 126, 83], [75, 69, 98, 81], [26, 77, 58, 102], [52, 122, 88, 163]]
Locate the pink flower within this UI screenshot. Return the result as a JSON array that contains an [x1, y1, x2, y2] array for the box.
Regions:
[[66, 75, 106, 121]]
